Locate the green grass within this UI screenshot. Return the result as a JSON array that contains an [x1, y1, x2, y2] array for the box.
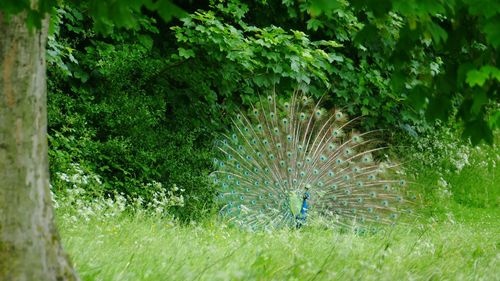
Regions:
[[58, 207, 499, 281]]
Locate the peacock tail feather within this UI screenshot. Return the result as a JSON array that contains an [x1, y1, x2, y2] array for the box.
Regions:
[[211, 91, 415, 231]]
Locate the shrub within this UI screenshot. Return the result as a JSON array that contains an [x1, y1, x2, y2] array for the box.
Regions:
[[396, 124, 499, 211]]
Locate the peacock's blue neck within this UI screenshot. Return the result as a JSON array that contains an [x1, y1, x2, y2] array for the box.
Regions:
[[300, 191, 310, 216]]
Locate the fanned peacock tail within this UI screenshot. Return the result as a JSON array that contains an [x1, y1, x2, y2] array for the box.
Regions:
[[211, 91, 415, 231]]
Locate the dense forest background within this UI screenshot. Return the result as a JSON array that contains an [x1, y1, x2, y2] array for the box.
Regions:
[[46, 0, 499, 221]]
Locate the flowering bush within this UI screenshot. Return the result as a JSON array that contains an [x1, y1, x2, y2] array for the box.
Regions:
[[398, 124, 499, 209], [52, 164, 185, 222]]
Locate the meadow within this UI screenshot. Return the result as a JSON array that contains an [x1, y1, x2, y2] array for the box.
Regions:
[[58, 207, 499, 281], [56, 135, 500, 281]]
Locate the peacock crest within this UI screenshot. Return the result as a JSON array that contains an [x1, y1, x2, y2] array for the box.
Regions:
[[212, 91, 415, 231]]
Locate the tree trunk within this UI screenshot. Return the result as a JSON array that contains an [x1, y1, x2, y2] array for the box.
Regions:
[[0, 9, 79, 281]]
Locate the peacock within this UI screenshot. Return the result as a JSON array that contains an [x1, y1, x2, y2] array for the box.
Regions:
[[211, 91, 415, 231]]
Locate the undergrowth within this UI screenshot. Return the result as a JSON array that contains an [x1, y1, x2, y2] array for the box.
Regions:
[[397, 125, 499, 216]]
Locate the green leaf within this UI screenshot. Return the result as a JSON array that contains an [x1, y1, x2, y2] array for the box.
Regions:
[[315, 40, 343, 48], [328, 53, 344, 63], [481, 65, 500, 81], [466, 70, 489, 87], [306, 18, 324, 31], [466, 65, 500, 88], [178, 48, 195, 59], [308, 0, 344, 17]]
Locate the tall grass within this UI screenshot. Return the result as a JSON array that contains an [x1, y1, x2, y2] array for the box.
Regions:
[[58, 211, 499, 281]]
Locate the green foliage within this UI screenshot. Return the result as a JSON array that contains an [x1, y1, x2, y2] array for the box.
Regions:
[[173, 12, 341, 92], [0, 0, 184, 31], [45, 0, 498, 222], [341, 0, 500, 144], [47, 4, 219, 220], [169, 2, 409, 129], [57, 207, 500, 280], [0, 0, 57, 28], [396, 124, 499, 211], [171, 8, 337, 96]]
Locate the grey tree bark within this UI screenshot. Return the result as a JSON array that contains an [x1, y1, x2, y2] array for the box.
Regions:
[[0, 8, 79, 281]]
